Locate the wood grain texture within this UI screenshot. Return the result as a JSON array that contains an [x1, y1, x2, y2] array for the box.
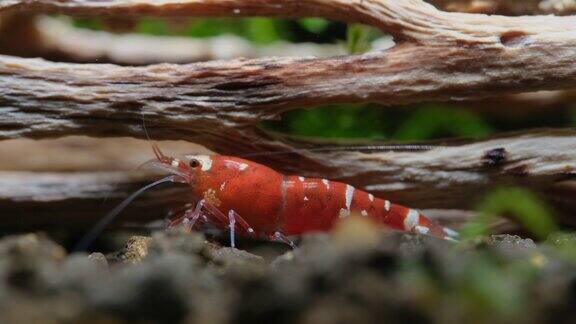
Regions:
[[2, 1, 576, 142], [432, 0, 576, 15], [0, 170, 479, 230], [1, 0, 575, 228], [0, 132, 574, 220]]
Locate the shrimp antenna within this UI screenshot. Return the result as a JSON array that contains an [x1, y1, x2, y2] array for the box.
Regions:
[[73, 175, 175, 252], [241, 144, 440, 157], [142, 115, 151, 142], [141, 117, 166, 160]]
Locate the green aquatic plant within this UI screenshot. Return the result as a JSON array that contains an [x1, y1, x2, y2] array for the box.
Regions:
[[461, 187, 557, 240], [394, 105, 492, 140]]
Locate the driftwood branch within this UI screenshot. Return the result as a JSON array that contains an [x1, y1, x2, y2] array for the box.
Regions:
[[2, 25, 576, 136], [0, 133, 573, 230], [0, 170, 482, 230], [0, 171, 193, 230], [432, 0, 576, 15], [3, 0, 573, 67], [2, 1, 576, 139], [2, 2, 573, 118], [1, 0, 576, 228], [0, 132, 574, 221]]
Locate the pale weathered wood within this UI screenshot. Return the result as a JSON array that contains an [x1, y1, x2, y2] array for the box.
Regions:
[[3, 0, 573, 66], [432, 0, 576, 15], [4, 0, 576, 41], [1, 0, 575, 154], [0, 171, 191, 230], [0, 170, 478, 230], [0, 137, 210, 171], [1, 0, 576, 228], [2, 1, 576, 145], [1, 131, 574, 212]]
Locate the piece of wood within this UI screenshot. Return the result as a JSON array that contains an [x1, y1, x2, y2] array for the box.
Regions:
[[1, 0, 575, 228], [2, 3, 573, 120], [0, 171, 516, 231], [2, 1, 576, 144], [0, 137, 209, 171], [0, 171, 192, 230], [0, 172, 480, 231], [432, 0, 576, 15], [0, 131, 574, 216]]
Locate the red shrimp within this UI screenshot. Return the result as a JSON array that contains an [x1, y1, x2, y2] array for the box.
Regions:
[[149, 146, 459, 246]]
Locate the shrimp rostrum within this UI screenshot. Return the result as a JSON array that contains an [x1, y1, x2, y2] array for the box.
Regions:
[[147, 146, 459, 247]]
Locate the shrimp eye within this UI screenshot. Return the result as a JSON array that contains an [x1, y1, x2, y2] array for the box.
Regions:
[[189, 159, 200, 168]]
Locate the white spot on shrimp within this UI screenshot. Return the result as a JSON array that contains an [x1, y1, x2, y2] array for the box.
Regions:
[[220, 182, 227, 191], [415, 225, 430, 234], [171, 159, 180, 167], [404, 209, 420, 230], [384, 200, 391, 212], [305, 182, 318, 189], [304, 196, 309, 201], [223, 160, 250, 171], [361, 210, 368, 217], [186, 155, 212, 171], [368, 193, 374, 202], [322, 179, 330, 189], [339, 208, 350, 218], [345, 185, 355, 211], [298, 176, 305, 182]]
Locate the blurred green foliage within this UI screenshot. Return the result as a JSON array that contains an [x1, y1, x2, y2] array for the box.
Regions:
[[399, 251, 543, 322], [461, 187, 558, 240], [267, 104, 387, 139], [346, 23, 375, 54], [73, 17, 330, 44], [298, 18, 330, 34], [264, 104, 492, 140], [545, 232, 576, 261], [394, 105, 493, 140], [73, 18, 104, 30]]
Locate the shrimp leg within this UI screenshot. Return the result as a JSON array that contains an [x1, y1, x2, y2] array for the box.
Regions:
[[167, 199, 207, 232], [228, 210, 238, 248], [268, 232, 296, 249], [168, 199, 296, 248], [201, 205, 295, 248], [181, 201, 206, 233], [169, 199, 257, 247], [200, 202, 256, 239]]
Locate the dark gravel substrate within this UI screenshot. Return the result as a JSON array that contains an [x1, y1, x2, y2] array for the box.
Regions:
[[0, 219, 575, 324]]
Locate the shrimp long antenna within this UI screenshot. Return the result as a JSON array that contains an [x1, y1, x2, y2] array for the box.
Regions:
[[73, 175, 176, 252], [241, 144, 441, 157], [141, 116, 167, 160], [142, 116, 151, 142], [152, 143, 166, 160]]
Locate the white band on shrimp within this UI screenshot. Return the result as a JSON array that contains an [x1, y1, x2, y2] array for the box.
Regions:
[[404, 209, 420, 230]]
